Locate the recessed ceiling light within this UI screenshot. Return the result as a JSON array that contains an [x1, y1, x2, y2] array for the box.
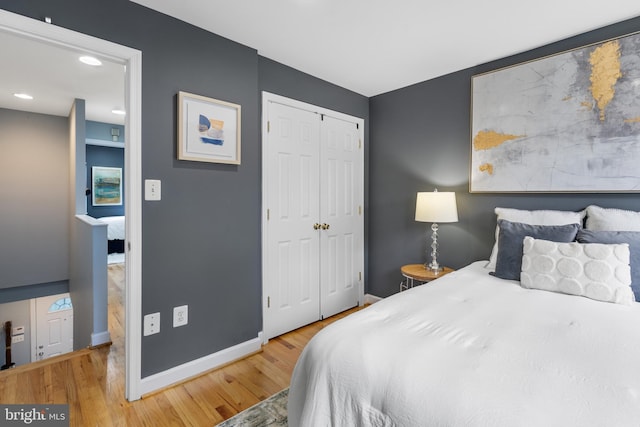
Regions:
[[112, 109, 126, 115], [14, 93, 34, 100], [79, 56, 102, 66]]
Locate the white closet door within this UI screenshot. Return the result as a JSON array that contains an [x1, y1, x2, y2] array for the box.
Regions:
[[264, 102, 321, 339], [319, 115, 362, 318]]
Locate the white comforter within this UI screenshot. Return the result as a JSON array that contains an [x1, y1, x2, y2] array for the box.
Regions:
[[97, 215, 125, 240], [288, 261, 640, 426]]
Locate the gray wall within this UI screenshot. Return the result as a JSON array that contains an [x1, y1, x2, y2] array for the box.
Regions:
[[86, 120, 124, 144], [0, 300, 32, 367], [69, 215, 108, 349], [86, 121, 125, 218], [68, 99, 109, 350], [258, 57, 369, 120], [368, 16, 640, 297], [0, 1, 368, 377], [70, 99, 86, 216], [0, 108, 70, 294], [86, 144, 125, 218]]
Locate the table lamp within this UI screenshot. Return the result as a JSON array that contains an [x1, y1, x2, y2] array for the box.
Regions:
[[415, 190, 458, 273]]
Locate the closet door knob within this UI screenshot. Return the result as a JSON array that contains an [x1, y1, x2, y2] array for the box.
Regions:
[[313, 223, 321, 230], [321, 223, 330, 230]]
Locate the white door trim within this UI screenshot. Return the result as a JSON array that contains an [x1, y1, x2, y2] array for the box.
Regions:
[[261, 92, 365, 343], [0, 10, 144, 401], [263, 92, 365, 131]]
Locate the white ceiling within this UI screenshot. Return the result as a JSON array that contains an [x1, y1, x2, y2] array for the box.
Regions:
[[132, 0, 640, 96], [2, 2, 640, 125], [0, 30, 125, 125]]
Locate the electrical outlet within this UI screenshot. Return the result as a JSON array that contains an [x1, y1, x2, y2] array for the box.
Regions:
[[173, 305, 188, 327], [143, 312, 160, 336]]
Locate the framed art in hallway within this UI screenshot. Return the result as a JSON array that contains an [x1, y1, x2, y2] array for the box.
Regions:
[[470, 31, 640, 193], [177, 91, 242, 165], [92, 166, 122, 206]]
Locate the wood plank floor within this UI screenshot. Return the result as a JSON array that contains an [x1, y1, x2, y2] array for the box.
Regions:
[[0, 263, 363, 426]]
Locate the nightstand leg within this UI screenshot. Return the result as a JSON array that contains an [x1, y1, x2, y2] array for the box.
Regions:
[[400, 276, 415, 292]]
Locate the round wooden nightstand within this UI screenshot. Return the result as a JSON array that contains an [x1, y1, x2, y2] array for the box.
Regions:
[[400, 264, 454, 291]]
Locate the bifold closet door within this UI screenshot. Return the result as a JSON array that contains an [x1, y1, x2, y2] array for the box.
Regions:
[[264, 102, 322, 339]]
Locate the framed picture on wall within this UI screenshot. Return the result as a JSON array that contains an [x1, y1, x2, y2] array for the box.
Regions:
[[177, 91, 242, 165], [92, 166, 122, 206], [470, 31, 640, 193]]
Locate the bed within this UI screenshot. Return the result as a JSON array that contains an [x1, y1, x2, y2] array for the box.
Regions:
[[288, 205, 640, 426], [97, 215, 125, 253]]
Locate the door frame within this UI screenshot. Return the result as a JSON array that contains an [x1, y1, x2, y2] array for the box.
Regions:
[[0, 10, 144, 401], [261, 92, 365, 342]]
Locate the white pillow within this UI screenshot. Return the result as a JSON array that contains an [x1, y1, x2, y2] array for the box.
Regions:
[[520, 236, 634, 305], [585, 205, 640, 231], [486, 207, 586, 270]]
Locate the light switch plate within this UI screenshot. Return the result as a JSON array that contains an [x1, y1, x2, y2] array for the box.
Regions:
[[145, 179, 161, 201]]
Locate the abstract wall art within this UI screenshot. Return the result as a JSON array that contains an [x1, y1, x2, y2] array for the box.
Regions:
[[471, 31, 640, 192], [177, 91, 241, 165], [92, 166, 122, 206]]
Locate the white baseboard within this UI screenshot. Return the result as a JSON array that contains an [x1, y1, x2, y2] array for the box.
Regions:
[[140, 335, 262, 396], [364, 293, 383, 304], [91, 330, 112, 347]]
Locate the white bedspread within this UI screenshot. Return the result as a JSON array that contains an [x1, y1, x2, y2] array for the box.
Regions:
[[97, 215, 125, 240], [288, 261, 640, 426]]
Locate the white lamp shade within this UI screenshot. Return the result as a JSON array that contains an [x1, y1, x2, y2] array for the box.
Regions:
[[415, 191, 458, 223]]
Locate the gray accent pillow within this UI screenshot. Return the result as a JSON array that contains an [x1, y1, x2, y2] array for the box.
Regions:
[[576, 229, 640, 302], [492, 219, 580, 281]]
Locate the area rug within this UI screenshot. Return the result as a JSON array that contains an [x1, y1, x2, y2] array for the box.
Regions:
[[216, 388, 288, 427]]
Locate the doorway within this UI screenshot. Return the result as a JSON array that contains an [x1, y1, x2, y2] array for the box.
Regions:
[[32, 293, 74, 361], [0, 10, 143, 400]]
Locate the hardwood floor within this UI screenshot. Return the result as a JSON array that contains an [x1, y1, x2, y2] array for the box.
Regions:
[[0, 263, 362, 426]]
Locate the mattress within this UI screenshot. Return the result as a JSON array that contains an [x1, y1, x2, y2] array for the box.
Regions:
[[288, 261, 640, 426]]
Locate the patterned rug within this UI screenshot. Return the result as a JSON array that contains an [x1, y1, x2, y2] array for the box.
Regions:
[[216, 388, 288, 427]]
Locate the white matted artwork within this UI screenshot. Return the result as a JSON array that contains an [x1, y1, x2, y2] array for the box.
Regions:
[[177, 91, 241, 165], [471, 31, 640, 193]]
